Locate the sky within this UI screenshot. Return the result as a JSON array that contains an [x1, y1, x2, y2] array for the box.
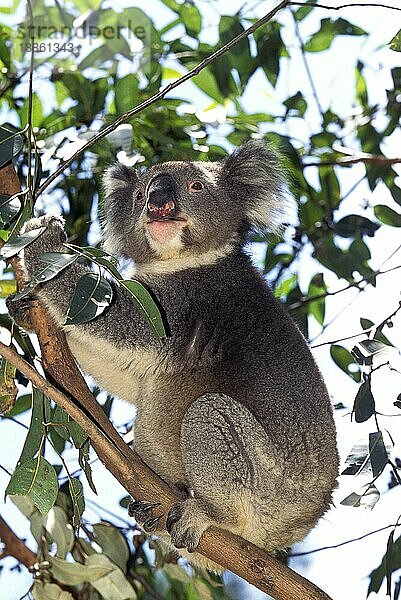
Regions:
[[1, 1, 401, 599]]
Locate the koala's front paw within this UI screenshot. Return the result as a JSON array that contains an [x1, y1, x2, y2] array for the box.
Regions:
[[6, 294, 37, 331], [21, 215, 67, 278], [166, 499, 211, 553], [128, 499, 163, 533]]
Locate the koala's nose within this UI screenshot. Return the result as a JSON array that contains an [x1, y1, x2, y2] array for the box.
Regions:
[[147, 175, 177, 220], [147, 175, 176, 208]]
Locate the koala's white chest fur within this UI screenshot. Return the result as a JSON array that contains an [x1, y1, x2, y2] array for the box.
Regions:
[[65, 328, 159, 404]]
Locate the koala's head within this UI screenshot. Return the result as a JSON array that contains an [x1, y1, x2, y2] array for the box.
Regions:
[[101, 140, 285, 270]]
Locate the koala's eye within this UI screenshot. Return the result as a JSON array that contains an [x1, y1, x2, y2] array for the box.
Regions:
[[189, 180, 204, 192], [136, 189, 145, 203]]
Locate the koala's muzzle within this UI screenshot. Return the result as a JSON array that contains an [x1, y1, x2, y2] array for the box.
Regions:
[[147, 175, 182, 222]]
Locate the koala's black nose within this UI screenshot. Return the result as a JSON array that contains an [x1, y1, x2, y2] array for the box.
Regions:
[[147, 175, 177, 220], [147, 175, 176, 208]]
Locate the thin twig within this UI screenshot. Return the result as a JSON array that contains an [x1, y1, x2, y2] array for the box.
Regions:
[[288, 1, 401, 12], [290, 522, 401, 557], [291, 10, 324, 117], [34, 0, 289, 199]]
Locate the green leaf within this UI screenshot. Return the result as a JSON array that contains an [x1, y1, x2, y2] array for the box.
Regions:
[[330, 345, 361, 382], [17, 388, 45, 467], [389, 29, 401, 52], [121, 279, 167, 341], [307, 273, 327, 325], [335, 215, 379, 238], [294, 2, 316, 21], [78, 440, 97, 494], [305, 18, 366, 53], [114, 74, 139, 116], [93, 522, 130, 571], [374, 205, 401, 227], [33, 582, 74, 600], [13, 252, 79, 300], [0, 195, 21, 226], [6, 456, 58, 515], [42, 505, 74, 559], [50, 555, 112, 586], [0, 226, 46, 259], [65, 273, 113, 325], [353, 380, 375, 423], [368, 535, 401, 594], [186, 62, 223, 103], [0, 126, 24, 169], [340, 492, 362, 507], [69, 477, 85, 530], [369, 432, 388, 478], [7, 393, 31, 417], [283, 91, 307, 117], [87, 554, 137, 599]]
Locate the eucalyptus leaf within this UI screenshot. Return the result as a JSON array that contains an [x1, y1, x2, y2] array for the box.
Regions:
[[0, 194, 21, 226], [65, 273, 113, 325], [78, 440, 97, 494], [121, 279, 167, 342], [6, 456, 58, 515], [330, 345, 360, 382], [50, 555, 112, 586], [33, 582, 74, 600], [86, 554, 137, 599], [68, 477, 85, 530], [93, 522, 130, 571], [13, 252, 78, 300], [389, 29, 401, 52], [352, 380, 375, 423], [16, 388, 45, 467], [374, 205, 401, 227], [0, 226, 46, 259], [369, 431, 388, 478], [0, 126, 24, 168]]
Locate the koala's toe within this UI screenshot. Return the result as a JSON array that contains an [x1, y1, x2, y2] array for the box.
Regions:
[[167, 499, 210, 553], [128, 499, 162, 532], [21, 214, 65, 234]]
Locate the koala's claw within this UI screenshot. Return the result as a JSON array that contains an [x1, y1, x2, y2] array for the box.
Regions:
[[128, 499, 162, 532], [143, 515, 163, 532], [166, 500, 208, 553]]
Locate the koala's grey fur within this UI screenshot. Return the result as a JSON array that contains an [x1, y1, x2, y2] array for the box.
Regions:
[[10, 141, 338, 572]]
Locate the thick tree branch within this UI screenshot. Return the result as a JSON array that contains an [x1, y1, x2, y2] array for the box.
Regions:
[[0, 339, 332, 600], [0, 514, 37, 568]]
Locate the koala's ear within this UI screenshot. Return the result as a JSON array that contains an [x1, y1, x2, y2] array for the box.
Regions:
[[221, 140, 286, 231], [102, 163, 140, 199], [101, 163, 141, 257]]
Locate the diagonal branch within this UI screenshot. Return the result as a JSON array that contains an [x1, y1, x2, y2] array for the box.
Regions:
[[0, 164, 332, 599], [0, 340, 332, 600], [0, 514, 37, 568]]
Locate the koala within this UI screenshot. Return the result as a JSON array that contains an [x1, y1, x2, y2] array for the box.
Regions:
[[9, 140, 338, 572]]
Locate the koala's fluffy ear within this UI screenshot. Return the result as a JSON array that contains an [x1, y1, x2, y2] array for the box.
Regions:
[[221, 140, 286, 231], [101, 163, 141, 257]]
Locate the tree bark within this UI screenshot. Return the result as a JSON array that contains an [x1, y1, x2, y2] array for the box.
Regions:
[[0, 514, 37, 568]]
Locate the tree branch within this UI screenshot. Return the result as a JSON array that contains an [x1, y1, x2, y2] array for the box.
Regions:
[[0, 163, 332, 599], [0, 514, 37, 568], [304, 155, 401, 168], [288, 2, 401, 12], [0, 340, 332, 600]]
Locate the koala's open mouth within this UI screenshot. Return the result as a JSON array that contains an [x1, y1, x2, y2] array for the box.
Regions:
[[147, 200, 187, 223]]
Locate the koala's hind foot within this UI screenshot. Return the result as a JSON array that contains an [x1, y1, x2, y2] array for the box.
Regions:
[[176, 393, 277, 557]]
